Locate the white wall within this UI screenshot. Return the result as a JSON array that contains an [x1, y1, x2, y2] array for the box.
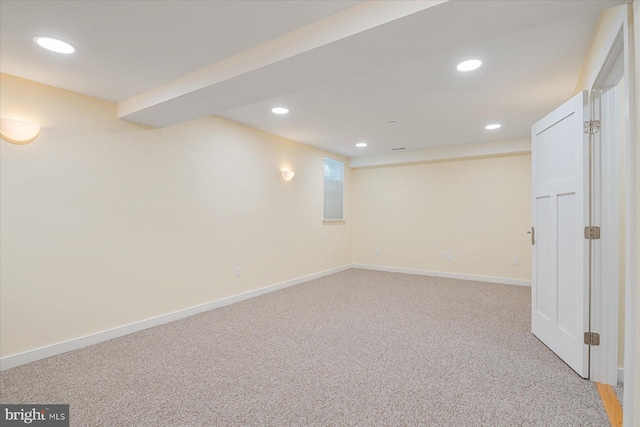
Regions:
[[0, 73, 352, 358], [352, 154, 532, 282], [575, 5, 627, 94]]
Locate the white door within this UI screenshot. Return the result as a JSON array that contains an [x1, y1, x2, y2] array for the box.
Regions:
[[531, 91, 590, 378]]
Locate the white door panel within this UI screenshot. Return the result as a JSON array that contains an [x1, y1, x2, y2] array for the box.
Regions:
[[531, 91, 590, 378], [534, 195, 554, 321]]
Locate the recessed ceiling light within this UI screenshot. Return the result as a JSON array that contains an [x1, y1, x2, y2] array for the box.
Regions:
[[271, 107, 289, 115], [33, 36, 76, 54], [485, 123, 501, 130], [456, 59, 482, 72], [388, 120, 397, 125], [356, 142, 368, 148]]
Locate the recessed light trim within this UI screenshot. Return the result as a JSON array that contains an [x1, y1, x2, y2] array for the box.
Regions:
[[356, 142, 368, 148], [33, 36, 76, 54], [485, 123, 502, 130], [271, 107, 289, 115], [456, 59, 482, 72]]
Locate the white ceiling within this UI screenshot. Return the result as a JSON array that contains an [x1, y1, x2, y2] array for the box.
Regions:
[[0, 0, 626, 159], [219, 0, 625, 157], [0, 0, 360, 101]]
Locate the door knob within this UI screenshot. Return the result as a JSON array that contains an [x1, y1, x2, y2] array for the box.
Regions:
[[527, 227, 534, 245]]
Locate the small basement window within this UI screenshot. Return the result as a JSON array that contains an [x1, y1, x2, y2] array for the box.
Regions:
[[323, 157, 344, 221]]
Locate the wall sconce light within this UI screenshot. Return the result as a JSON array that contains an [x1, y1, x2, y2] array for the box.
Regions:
[[0, 118, 41, 144], [280, 170, 295, 182]]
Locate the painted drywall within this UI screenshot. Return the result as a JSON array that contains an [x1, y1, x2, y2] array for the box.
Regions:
[[0, 73, 352, 358], [351, 154, 532, 281], [349, 138, 530, 169], [575, 5, 625, 94]]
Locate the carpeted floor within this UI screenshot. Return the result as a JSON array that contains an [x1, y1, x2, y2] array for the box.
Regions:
[[1, 269, 610, 426], [615, 385, 623, 408]]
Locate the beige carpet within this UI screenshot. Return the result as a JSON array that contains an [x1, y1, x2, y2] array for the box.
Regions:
[[1, 269, 610, 426]]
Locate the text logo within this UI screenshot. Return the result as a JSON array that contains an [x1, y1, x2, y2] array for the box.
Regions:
[[0, 405, 69, 426]]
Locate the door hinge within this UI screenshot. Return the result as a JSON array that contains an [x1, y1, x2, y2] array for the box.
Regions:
[[583, 120, 601, 134], [584, 332, 600, 346], [584, 226, 601, 240]]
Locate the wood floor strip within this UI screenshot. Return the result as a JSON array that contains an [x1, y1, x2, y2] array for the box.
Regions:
[[596, 382, 623, 427]]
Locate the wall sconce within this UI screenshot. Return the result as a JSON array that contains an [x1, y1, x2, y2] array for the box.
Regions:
[[280, 170, 295, 182], [0, 118, 41, 144]]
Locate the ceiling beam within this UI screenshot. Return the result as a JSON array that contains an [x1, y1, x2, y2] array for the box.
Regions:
[[348, 138, 531, 168], [117, 0, 447, 128]]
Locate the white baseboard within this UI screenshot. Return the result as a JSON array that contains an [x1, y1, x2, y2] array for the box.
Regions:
[[0, 264, 351, 371], [618, 367, 624, 385], [351, 264, 531, 287], [0, 263, 530, 371]]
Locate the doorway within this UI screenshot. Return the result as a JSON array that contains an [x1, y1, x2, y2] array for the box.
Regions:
[[531, 34, 625, 386]]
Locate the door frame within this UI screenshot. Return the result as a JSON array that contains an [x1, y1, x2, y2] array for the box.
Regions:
[[589, 37, 623, 386], [585, 4, 636, 424]]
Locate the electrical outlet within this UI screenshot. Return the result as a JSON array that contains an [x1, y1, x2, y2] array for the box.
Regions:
[[513, 257, 520, 265], [447, 253, 453, 261], [235, 267, 241, 277], [438, 252, 444, 260], [375, 248, 380, 255]]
